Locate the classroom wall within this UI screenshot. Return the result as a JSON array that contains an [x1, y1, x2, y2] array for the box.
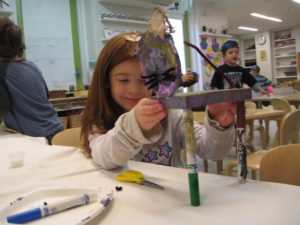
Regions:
[[78, 0, 187, 82], [254, 31, 273, 80], [188, 1, 229, 90]]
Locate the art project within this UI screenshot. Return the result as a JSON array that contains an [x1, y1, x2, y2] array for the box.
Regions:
[[136, 7, 250, 206]]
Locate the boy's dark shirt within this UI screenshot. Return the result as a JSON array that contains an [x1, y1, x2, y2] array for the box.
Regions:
[[210, 64, 257, 89]]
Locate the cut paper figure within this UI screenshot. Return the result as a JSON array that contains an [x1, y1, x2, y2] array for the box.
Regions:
[[200, 36, 208, 50], [136, 7, 181, 97], [211, 37, 219, 52]]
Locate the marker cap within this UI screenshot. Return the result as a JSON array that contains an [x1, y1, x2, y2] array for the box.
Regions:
[[7, 208, 42, 224]]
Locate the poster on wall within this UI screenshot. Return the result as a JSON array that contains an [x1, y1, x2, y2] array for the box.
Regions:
[[259, 50, 267, 61]]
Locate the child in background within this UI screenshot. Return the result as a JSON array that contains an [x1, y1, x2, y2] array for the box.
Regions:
[[181, 71, 199, 88], [0, 17, 63, 143], [250, 65, 275, 93], [81, 32, 236, 170], [251, 65, 275, 105], [210, 40, 265, 93]]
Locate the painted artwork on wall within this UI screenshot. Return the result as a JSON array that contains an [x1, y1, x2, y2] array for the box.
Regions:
[[200, 34, 230, 80]]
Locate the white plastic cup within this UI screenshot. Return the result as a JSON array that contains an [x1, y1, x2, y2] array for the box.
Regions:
[[7, 151, 25, 168]]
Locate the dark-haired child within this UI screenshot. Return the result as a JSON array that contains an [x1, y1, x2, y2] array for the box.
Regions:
[[210, 40, 264, 93]]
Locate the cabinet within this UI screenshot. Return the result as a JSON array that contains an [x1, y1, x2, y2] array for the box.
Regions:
[[0, 0, 14, 18], [90, 1, 151, 68], [273, 28, 298, 82], [100, 16, 148, 42], [50, 96, 87, 128], [99, 5, 148, 42], [241, 38, 256, 69]]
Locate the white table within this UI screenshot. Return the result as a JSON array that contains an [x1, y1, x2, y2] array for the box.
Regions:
[[1, 134, 300, 225]]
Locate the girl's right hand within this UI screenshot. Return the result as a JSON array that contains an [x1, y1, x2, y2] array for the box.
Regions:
[[134, 98, 167, 131]]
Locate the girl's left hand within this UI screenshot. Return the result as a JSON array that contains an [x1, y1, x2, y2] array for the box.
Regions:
[[207, 102, 236, 128], [134, 98, 167, 132]]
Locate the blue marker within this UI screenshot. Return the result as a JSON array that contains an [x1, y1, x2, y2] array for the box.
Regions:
[[7, 192, 97, 224]]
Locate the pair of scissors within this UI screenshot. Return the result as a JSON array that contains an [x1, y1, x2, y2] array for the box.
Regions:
[[116, 170, 164, 190]]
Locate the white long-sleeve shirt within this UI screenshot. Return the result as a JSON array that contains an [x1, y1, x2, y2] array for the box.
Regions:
[[89, 109, 235, 169]]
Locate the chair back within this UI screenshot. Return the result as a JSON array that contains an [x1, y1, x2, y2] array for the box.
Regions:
[[260, 144, 300, 186], [279, 110, 300, 145], [51, 127, 83, 148], [245, 101, 257, 113], [192, 112, 205, 124], [271, 98, 291, 112], [291, 80, 300, 92]]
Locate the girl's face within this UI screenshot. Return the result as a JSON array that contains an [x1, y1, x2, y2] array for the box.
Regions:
[[110, 59, 152, 111], [224, 47, 239, 66]]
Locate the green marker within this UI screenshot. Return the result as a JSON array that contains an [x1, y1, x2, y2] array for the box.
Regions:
[[183, 110, 200, 206]]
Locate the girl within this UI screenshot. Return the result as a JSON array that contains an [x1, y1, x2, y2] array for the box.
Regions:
[[81, 32, 236, 169]]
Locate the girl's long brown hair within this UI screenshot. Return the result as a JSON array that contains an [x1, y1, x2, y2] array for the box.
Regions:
[[81, 32, 138, 156]]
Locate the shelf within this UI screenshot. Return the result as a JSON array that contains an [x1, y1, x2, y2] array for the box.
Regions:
[[276, 76, 297, 79], [275, 55, 296, 58], [273, 28, 298, 83], [99, 0, 176, 9], [100, 17, 148, 25], [275, 65, 297, 69], [274, 45, 296, 50], [200, 32, 232, 38], [0, 9, 14, 17], [241, 37, 256, 68], [274, 38, 295, 42]]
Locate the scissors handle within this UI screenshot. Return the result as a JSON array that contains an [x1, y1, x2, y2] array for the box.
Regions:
[[116, 170, 164, 190], [116, 174, 143, 184]]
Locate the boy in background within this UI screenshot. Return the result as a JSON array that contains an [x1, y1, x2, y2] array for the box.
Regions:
[[210, 40, 264, 93], [250, 65, 275, 91]]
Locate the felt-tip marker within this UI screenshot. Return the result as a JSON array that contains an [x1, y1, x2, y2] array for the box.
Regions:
[[7, 192, 97, 224]]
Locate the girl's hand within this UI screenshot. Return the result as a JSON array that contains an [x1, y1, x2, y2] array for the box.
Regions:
[[134, 98, 167, 132], [207, 102, 236, 128]]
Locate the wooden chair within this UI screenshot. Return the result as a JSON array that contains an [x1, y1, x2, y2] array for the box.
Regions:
[[279, 109, 300, 144], [51, 127, 83, 148], [290, 80, 300, 92], [264, 98, 291, 145], [245, 101, 266, 151], [260, 144, 300, 186], [195, 102, 266, 174], [226, 109, 300, 179]]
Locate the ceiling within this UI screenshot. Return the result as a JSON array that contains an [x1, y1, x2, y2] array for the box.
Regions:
[[196, 0, 300, 36]]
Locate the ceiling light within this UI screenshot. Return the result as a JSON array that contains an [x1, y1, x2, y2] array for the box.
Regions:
[[250, 13, 282, 22], [292, 0, 300, 4], [238, 26, 258, 31]]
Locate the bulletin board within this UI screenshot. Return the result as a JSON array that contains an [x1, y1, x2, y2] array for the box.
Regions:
[[21, 0, 76, 91]]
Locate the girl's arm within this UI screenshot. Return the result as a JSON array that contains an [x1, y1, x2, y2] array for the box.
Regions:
[[89, 108, 163, 169], [194, 102, 236, 160], [194, 114, 235, 160]]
